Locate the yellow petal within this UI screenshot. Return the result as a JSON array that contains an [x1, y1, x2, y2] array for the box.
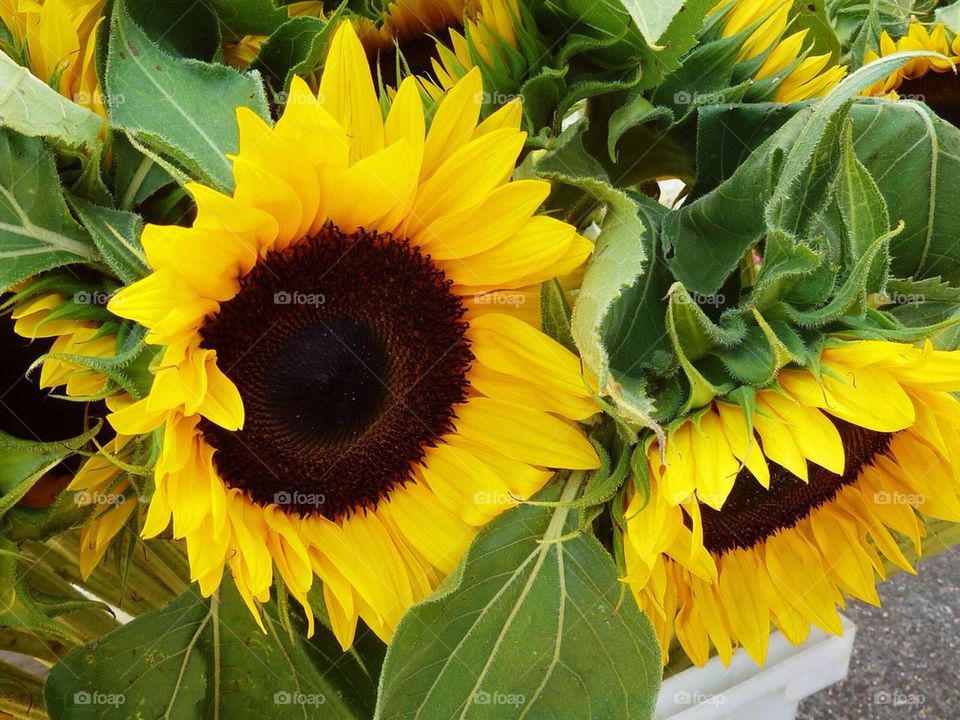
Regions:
[[318, 21, 384, 162]]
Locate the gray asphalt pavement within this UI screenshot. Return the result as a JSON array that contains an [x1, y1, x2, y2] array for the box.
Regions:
[[798, 546, 960, 719]]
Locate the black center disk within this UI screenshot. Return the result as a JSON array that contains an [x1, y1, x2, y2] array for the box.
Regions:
[[0, 315, 96, 444], [698, 419, 893, 555], [198, 225, 473, 519], [898, 72, 960, 127]]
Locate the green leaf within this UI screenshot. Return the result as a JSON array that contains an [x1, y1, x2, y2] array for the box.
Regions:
[[0, 427, 98, 522], [67, 196, 150, 285], [0, 52, 102, 165], [604, 193, 675, 378], [123, 0, 221, 60], [697, 98, 960, 286], [252, 13, 340, 92], [375, 476, 661, 719], [617, 0, 688, 45], [209, 0, 287, 41], [105, 0, 271, 192], [45, 575, 377, 720], [112, 134, 176, 210], [0, 130, 98, 294], [790, 0, 841, 63], [536, 124, 658, 430], [539, 278, 576, 353], [664, 52, 943, 294], [835, 120, 889, 291]]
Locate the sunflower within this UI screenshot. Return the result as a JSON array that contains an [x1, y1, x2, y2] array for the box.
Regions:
[[0, 0, 106, 115], [106, 21, 599, 649], [5, 286, 142, 574], [10, 291, 122, 408], [715, 0, 848, 102], [357, 0, 522, 96], [622, 339, 960, 667], [860, 23, 960, 124]]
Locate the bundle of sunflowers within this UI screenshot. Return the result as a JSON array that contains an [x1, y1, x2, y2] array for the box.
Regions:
[[1, 0, 959, 717]]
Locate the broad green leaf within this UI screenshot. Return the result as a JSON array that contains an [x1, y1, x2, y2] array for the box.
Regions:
[[536, 124, 657, 429], [375, 476, 661, 720], [936, 2, 960, 33], [617, 0, 688, 45], [664, 52, 942, 294], [0, 130, 98, 293], [849, 99, 960, 283], [604, 194, 675, 378], [124, 0, 221, 60], [105, 0, 271, 192], [67, 196, 149, 285], [45, 576, 377, 720], [0, 51, 102, 164], [696, 98, 960, 285]]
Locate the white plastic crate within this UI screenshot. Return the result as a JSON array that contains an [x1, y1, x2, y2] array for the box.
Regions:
[[656, 615, 856, 720]]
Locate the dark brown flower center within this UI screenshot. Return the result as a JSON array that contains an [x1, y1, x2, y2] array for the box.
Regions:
[[198, 225, 473, 519], [0, 315, 95, 444], [698, 419, 892, 554], [898, 71, 960, 127]]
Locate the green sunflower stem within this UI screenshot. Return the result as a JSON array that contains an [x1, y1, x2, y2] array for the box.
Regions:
[[0, 659, 46, 720], [21, 534, 183, 617], [0, 627, 71, 665]]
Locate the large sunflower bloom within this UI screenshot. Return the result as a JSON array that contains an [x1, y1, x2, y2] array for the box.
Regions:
[[106, 22, 598, 649], [622, 340, 960, 667], [0, 0, 105, 116], [716, 0, 847, 102]]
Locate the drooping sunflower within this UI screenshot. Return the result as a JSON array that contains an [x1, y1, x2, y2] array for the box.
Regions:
[[10, 290, 122, 409], [356, 0, 524, 98], [106, 21, 599, 648], [5, 284, 143, 574], [0, 0, 106, 115], [622, 339, 960, 667], [860, 23, 960, 123], [715, 0, 847, 102]]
